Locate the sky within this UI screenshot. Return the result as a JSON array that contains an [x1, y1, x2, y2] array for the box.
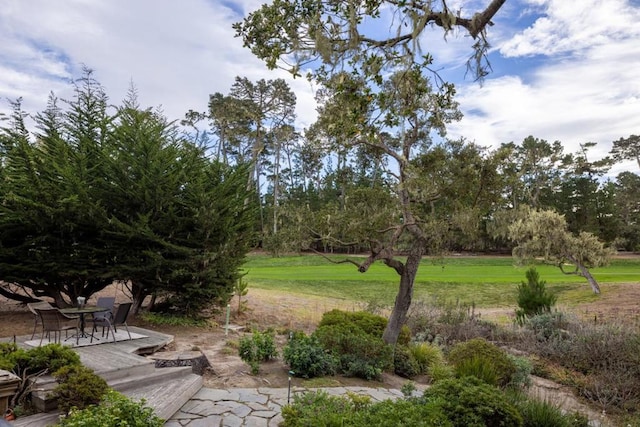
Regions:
[[0, 0, 638, 177]]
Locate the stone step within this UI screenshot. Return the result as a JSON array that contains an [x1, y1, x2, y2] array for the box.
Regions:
[[124, 372, 203, 421]]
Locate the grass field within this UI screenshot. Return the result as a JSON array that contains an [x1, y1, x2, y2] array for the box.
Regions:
[[242, 254, 640, 308]]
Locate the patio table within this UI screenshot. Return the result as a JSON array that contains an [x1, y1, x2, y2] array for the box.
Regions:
[[60, 306, 110, 339]]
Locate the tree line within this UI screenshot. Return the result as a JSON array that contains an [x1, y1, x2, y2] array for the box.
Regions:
[[0, 69, 256, 315]]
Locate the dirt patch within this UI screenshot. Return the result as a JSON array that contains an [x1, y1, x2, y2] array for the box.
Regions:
[[2, 281, 639, 392]]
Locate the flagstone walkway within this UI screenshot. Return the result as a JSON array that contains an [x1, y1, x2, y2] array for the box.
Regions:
[[165, 386, 411, 426]]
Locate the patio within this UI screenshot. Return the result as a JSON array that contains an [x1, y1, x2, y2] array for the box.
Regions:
[[2, 326, 203, 426]]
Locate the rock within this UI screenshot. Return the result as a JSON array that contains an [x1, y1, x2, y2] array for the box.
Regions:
[[149, 350, 212, 375]]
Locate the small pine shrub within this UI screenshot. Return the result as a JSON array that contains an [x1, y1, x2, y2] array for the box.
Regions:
[[516, 268, 557, 325], [57, 389, 163, 427], [447, 338, 516, 388], [283, 333, 338, 378], [393, 345, 419, 379], [52, 365, 109, 414], [239, 330, 278, 374], [423, 376, 523, 427]]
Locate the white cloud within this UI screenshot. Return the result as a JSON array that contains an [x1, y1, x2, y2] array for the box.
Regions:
[[448, 0, 640, 170]]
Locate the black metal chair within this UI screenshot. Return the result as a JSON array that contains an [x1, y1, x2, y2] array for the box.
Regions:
[[90, 302, 132, 342]]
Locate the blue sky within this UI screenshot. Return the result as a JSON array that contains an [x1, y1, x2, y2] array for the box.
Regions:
[[0, 0, 638, 176]]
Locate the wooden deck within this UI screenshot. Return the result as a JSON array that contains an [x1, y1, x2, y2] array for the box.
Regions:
[[4, 326, 203, 426]]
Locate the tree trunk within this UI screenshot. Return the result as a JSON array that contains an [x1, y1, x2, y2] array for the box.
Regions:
[[565, 255, 601, 294], [382, 244, 424, 344]]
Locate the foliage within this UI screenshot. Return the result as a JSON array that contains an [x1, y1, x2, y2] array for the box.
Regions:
[[283, 333, 338, 379], [515, 268, 557, 325], [0, 71, 256, 314], [447, 338, 516, 388], [234, 276, 249, 314], [525, 312, 567, 341], [51, 365, 109, 414], [407, 298, 495, 346], [139, 312, 209, 327], [507, 391, 588, 427], [453, 356, 500, 387], [505, 207, 614, 294], [507, 355, 533, 389], [318, 310, 387, 336], [314, 310, 393, 380], [56, 389, 163, 427], [409, 342, 445, 376], [281, 389, 452, 427], [422, 376, 523, 427], [393, 345, 420, 379], [239, 330, 278, 374]]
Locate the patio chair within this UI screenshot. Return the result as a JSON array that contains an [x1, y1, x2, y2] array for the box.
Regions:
[[26, 301, 55, 339], [35, 308, 80, 345], [92, 296, 116, 322], [90, 302, 132, 342]]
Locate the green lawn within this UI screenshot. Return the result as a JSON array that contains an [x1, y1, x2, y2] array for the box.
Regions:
[[242, 254, 640, 308]]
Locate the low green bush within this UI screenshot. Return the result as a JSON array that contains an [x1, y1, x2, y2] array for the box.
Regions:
[[393, 346, 419, 379], [409, 342, 444, 375], [283, 333, 338, 378], [314, 324, 393, 380], [51, 365, 109, 414], [282, 389, 452, 426], [526, 312, 567, 341], [239, 330, 278, 374], [422, 376, 523, 427], [447, 338, 516, 388], [507, 391, 589, 427], [281, 390, 357, 426], [508, 355, 533, 389], [56, 389, 164, 427], [140, 312, 208, 327], [453, 356, 500, 387], [318, 310, 387, 336]]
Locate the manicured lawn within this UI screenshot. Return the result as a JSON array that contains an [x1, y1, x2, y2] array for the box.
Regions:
[[242, 254, 640, 308]]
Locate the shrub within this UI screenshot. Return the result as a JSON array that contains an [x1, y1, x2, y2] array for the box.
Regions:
[[454, 356, 500, 387], [427, 362, 455, 383], [409, 342, 444, 375], [507, 391, 588, 427], [318, 310, 387, 336], [314, 324, 393, 380], [283, 333, 338, 378], [22, 344, 81, 373], [407, 299, 495, 346], [393, 345, 419, 379], [239, 330, 278, 374], [282, 389, 452, 427], [56, 389, 163, 427], [281, 390, 356, 426], [526, 312, 567, 341], [507, 354, 533, 389], [515, 268, 557, 325], [447, 338, 516, 388], [422, 376, 523, 427], [51, 365, 109, 414]]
